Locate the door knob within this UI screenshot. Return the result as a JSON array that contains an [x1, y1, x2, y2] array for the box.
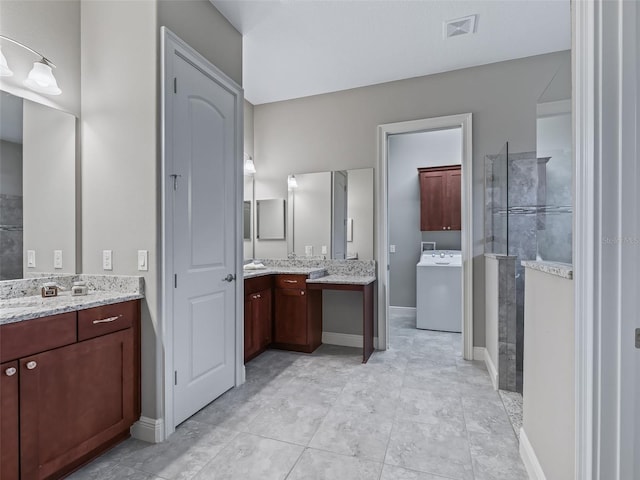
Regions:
[[223, 274, 236, 282], [5, 367, 16, 376], [26, 361, 37, 370]]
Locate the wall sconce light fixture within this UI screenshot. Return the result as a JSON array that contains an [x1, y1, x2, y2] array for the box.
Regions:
[[287, 174, 298, 190], [0, 35, 62, 96], [243, 153, 256, 175]]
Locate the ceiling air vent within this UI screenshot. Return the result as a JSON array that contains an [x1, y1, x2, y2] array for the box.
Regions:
[[444, 15, 477, 39]]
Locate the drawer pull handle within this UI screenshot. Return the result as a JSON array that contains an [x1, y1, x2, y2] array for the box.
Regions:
[[283, 280, 298, 284], [26, 361, 37, 370], [301, 291, 305, 295], [93, 314, 123, 325], [252, 294, 261, 299], [5, 367, 16, 376]]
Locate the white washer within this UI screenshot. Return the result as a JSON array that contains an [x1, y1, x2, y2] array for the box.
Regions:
[[416, 250, 462, 332]]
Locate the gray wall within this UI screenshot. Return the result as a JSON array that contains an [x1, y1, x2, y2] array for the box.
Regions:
[[522, 268, 574, 480], [484, 256, 499, 385], [388, 128, 462, 307], [253, 50, 571, 345], [82, 0, 242, 421], [0, 0, 80, 116]]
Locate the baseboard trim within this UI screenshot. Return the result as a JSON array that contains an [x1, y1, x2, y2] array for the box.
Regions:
[[322, 332, 379, 350], [473, 346, 498, 390], [131, 416, 164, 443], [473, 346, 485, 361], [519, 428, 547, 480], [389, 306, 416, 315]]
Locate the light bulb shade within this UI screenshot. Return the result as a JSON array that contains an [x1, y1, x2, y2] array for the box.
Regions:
[[24, 61, 61, 95], [244, 158, 256, 175], [288, 174, 298, 189], [0, 47, 13, 77]]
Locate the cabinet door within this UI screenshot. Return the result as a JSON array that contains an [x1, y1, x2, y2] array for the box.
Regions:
[[244, 296, 259, 362], [1, 361, 19, 480], [419, 170, 446, 231], [20, 329, 134, 480], [446, 168, 462, 230], [256, 289, 273, 348], [274, 289, 308, 346]]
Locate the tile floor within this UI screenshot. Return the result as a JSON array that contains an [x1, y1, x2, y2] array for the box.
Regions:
[[69, 311, 527, 480]]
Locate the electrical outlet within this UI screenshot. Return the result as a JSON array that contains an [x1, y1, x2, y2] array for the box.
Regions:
[[305, 245, 313, 256], [102, 250, 113, 270], [27, 250, 36, 268], [138, 250, 148, 271], [390, 244, 396, 253], [53, 250, 63, 269], [321, 245, 328, 255]]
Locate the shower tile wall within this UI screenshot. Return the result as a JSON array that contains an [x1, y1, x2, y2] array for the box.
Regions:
[[0, 193, 23, 280], [506, 152, 539, 392]]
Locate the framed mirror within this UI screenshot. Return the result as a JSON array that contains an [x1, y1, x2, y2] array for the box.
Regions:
[[0, 90, 77, 280], [256, 198, 286, 240]]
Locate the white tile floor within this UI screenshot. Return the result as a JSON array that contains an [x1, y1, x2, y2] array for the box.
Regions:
[[68, 311, 527, 480]]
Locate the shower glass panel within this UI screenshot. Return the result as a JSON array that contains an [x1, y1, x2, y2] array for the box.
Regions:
[[484, 142, 508, 255]]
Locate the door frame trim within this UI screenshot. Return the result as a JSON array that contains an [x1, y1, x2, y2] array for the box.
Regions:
[[161, 27, 244, 439], [376, 113, 473, 360]]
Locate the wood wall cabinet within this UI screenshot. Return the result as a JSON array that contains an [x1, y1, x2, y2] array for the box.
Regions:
[[0, 300, 140, 480], [272, 274, 322, 353], [418, 165, 462, 231], [244, 276, 273, 362]]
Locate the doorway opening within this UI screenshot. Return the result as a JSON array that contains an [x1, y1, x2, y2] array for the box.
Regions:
[[377, 114, 473, 360]]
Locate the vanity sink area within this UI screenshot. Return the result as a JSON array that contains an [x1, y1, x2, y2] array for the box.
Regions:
[[0, 274, 144, 480], [0, 274, 144, 323], [242, 258, 377, 364]]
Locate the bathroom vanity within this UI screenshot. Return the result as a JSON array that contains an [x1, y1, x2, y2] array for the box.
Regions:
[[0, 276, 143, 480], [243, 260, 376, 363]]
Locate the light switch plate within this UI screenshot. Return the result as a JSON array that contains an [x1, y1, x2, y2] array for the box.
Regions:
[[390, 244, 396, 253], [321, 246, 328, 255], [27, 250, 36, 268], [305, 245, 313, 256], [53, 250, 63, 269], [102, 250, 113, 270], [137, 250, 148, 271]]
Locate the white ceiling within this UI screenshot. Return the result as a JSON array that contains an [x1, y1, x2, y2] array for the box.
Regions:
[[210, 0, 571, 106]]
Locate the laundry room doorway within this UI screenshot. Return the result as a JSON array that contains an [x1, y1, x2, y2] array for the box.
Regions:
[[376, 114, 473, 360]]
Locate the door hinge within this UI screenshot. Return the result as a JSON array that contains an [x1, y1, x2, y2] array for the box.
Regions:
[[174, 77, 177, 94], [174, 274, 177, 288], [174, 371, 178, 385]]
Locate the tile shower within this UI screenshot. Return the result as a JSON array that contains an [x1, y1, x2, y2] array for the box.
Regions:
[[485, 141, 572, 392]]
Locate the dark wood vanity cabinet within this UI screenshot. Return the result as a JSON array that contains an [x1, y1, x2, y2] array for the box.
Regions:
[[418, 165, 462, 231], [273, 275, 322, 353], [244, 275, 273, 362], [1, 360, 19, 480], [0, 301, 140, 480]]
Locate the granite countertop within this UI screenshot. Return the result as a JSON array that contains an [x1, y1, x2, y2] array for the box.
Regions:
[[521, 260, 573, 280], [306, 274, 377, 286], [0, 290, 144, 325], [243, 267, 327, 279]]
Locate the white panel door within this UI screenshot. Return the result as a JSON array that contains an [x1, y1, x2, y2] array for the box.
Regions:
[[171, 53, 236, 425], [332, 171, 348, 259]]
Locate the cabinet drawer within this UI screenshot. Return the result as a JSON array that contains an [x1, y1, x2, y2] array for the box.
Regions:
[[245, 275, 273, 295], [274, 275, 307, 289], [78, 301, 136, 341], [0, 313, 77, 363]]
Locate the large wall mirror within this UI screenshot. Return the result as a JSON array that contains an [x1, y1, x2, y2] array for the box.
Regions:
[[288, 167, 374, 260], [0, 90, 77, 280]]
